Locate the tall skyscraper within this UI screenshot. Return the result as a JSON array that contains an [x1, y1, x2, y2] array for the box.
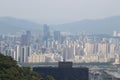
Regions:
[[54, 31, 61, 42], [43, 24, 50, 41], [21, 31, 32, 46]]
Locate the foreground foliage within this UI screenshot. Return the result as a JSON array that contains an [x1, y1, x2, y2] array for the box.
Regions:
[[0, 53, 41, 80]]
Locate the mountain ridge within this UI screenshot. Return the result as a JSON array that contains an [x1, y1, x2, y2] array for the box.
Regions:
[[0, 16, 120, 34], [0, 17, 42, 34], [53, 16, 120, 34]]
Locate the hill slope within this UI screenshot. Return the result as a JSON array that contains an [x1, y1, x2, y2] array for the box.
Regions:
[[53, 16, 120, 34], [0, 17, 42, 34], [0, 53, 41, 80]]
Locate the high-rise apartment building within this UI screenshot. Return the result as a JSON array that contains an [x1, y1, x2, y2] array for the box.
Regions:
[[28, 53, 45, 63], [20, 46, 31, 63], [14, 45, 20, 62], [84, 42, 94, 55], [54, 31, 61, 42], [4, 48, 15, 60]]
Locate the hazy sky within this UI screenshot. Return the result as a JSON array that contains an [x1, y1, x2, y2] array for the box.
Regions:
[[0, 0, 120, 24]]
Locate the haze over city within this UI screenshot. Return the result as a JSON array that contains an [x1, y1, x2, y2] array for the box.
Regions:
[[0, 0, 120, 24], [1, 0, 120, 80]]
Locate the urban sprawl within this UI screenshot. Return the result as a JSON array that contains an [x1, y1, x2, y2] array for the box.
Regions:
[[0, 25, 120, 64]]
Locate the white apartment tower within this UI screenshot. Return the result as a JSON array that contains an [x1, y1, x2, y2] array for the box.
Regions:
[[14, 45, 20, 62]]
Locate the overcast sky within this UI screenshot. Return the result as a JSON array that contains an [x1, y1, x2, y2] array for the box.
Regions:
[[0, 0, 120, 24]]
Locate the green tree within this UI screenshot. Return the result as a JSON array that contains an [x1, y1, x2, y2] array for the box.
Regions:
[[44, 75, 55, 80], [0, 53, 42, 80]]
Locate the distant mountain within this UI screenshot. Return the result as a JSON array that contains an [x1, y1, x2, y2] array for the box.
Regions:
[[0, 16, 120, 34], [0, 17, 42, 34], [53, 16, 120, 34]]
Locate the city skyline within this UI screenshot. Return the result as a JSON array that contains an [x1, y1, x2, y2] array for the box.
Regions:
[[1, 1, 120, 80], [1, 26, 120, 64]]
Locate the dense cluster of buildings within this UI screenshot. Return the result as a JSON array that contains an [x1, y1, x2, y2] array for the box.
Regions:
[[0, 25, 120, 63]]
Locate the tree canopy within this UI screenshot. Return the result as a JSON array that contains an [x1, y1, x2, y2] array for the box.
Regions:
[[0, 53, 41, 80]]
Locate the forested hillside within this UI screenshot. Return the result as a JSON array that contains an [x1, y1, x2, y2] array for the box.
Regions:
[[0, 53, 41, 80]]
